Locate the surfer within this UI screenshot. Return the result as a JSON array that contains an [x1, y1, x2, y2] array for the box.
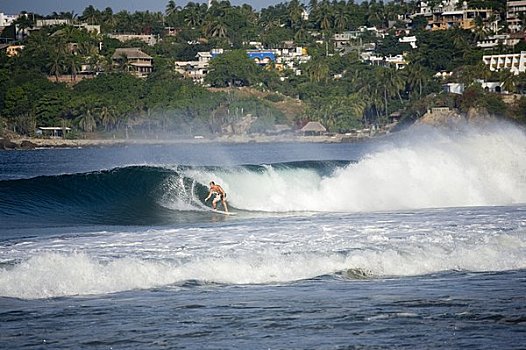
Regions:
[[205, 181, 229, 212]]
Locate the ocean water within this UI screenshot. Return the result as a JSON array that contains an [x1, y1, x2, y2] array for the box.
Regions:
[[1, 124, 526, 349]]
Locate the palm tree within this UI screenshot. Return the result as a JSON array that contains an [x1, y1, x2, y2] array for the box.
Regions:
[[405, 63, 429, 98], [98, 106, 117, 131], [65, 53, 81, 81], [294, 26, 309, 44], [306, 59, 330, 83], [328, 94, 366, 131], [60, 11, 77, 22], [377, 66, 404, 118], [102, 7, 117, 32], [47, 41, 67, 82], [47, 53, 65, 82], [367, 2, 386, 28], [333, 4, 350, 31], [309, 0, 319, 12], [184, 2, 203, 28], [319, 11, 333, 31], [240, 4, 257, 23], [82, 5, 100, 25], [500, 70, 518, 94], [166, 0, 178, 16], [204, 17, 228, 38], [13, 14, 33, 40], [287, 0, 304, 29], [77, 109, 97, 133]]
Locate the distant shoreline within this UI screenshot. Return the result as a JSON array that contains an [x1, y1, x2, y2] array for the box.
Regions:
[[1, 133, 374, 150]]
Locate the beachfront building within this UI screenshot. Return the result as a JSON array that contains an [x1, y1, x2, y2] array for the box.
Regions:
[[300, 121, 327, 136], [112, 48, 153, 78], [482, 51, 526, 75], [36, 127, 71, 138]]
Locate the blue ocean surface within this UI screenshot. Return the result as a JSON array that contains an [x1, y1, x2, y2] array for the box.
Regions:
[[1, 124, 525, 349]]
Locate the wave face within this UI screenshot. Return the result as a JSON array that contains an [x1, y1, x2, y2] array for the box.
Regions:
[[1, 123, 526, 227]]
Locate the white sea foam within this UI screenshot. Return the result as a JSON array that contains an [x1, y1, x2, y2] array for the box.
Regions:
[[1, 218, 524, 299], [1, 239, 523, 299], [190, 123, 526, 212]]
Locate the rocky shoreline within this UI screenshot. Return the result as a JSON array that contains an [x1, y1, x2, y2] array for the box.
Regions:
[[0, 133, 373, 150]]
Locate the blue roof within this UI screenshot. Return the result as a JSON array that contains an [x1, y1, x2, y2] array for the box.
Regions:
[[247, 51, 276, 62], [209, 50, 276, 64]]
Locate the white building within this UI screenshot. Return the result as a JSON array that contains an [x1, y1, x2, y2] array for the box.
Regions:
[[35, 19, 71, 27], [108, 34, 158, 46], [443, 82, 465, 94], [361, 53, 408, 70], [174, 52, 213, 84], [507, 0, 526, 32], [275, 46, 311, 74], [443, 80, 507, 94], [399, 36, 418, 49], [482, 51, 526, 75], [0, 12, 18, 27]]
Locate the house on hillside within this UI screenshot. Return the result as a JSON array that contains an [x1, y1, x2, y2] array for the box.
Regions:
[[507, 0, 526, 32], [482, 51, 526, 75], [430, 8, 497, 31], [112, 48, 153, 78], [0, 44, 24, 57], [174, 52, 213, 84], [301, 121, 327, 136], [246, 51, 276, 66], [108, 34, 158, 46]]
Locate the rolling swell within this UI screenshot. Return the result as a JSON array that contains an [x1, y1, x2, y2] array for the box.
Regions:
[[0, 166, 201, 227], [0, 161, 350, 227]]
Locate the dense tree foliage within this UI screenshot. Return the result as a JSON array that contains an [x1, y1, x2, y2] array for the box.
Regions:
[[1, 0, 525, 139]]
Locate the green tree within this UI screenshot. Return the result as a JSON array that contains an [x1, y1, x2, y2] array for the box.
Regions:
[[405, 63, 430, 98], [205, 50, 262, 87], [82, 5, 101, 25], [65, 53, 81, 81], [166, 0, 179, 16], [305, 59, 330, 83]]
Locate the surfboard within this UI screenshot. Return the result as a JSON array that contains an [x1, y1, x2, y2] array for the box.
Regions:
[[211, 209, 236, 215]]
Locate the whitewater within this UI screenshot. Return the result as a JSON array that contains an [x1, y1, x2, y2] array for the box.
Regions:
[[1, 123, 525, 349]]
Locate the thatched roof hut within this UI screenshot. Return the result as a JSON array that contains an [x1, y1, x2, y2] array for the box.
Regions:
[[300, 121, 327, 136]]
